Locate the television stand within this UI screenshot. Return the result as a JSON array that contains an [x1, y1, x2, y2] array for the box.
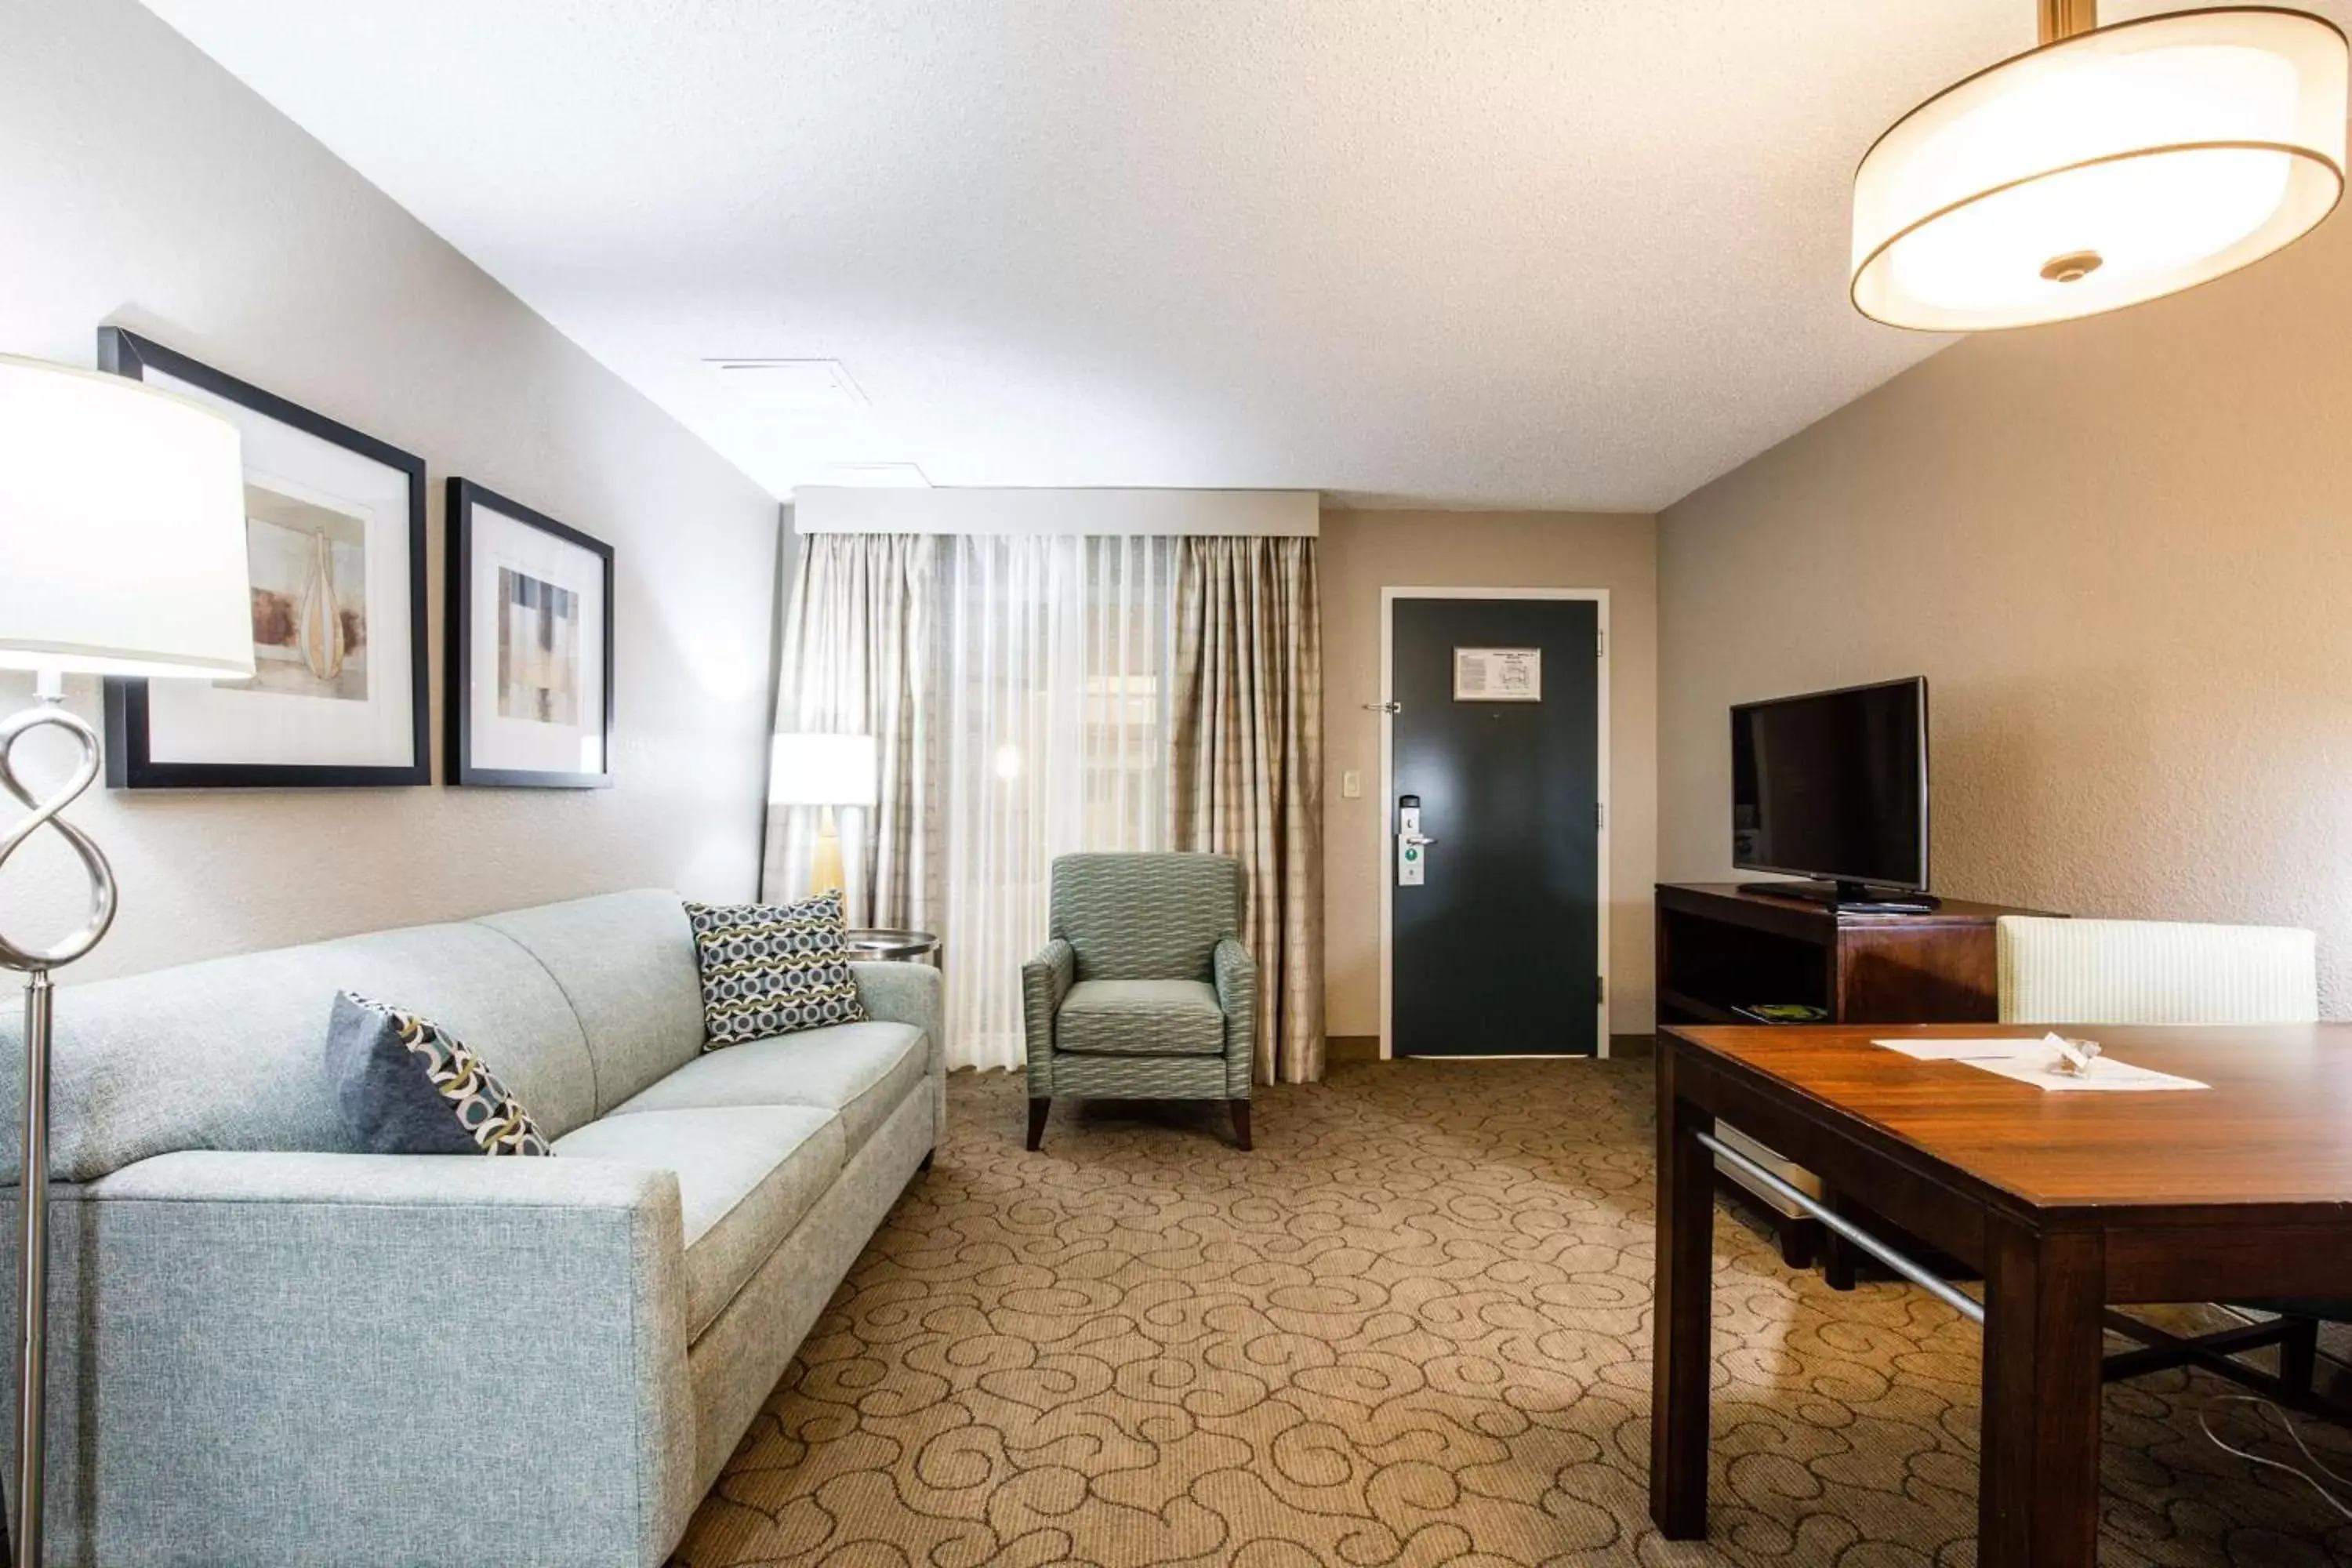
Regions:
[[1657, 881, 2058, 1283], [1736, 879, 1940, 915]]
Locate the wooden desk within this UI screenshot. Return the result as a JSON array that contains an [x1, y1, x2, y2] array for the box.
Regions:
[[1654, 883, 2056, 1276], [1651, 1022, 2352, 1566]]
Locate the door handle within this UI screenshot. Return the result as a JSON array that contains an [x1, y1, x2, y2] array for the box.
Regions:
[[1403, 833, 1439, 846]]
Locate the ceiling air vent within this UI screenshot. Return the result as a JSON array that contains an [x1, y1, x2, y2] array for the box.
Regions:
[[704, 358, 869, 416]]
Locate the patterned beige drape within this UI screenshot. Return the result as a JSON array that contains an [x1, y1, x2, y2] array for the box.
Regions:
[[1170, 536, 1324, 1083], [763, 532, 942, 927]]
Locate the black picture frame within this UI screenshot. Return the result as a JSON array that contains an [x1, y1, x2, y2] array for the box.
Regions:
[[447, 477, 616, 789], [97, 328, 432, 789]]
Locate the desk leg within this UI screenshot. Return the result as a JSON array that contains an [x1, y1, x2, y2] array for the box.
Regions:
[[1980, 1219, 2103, 1566], [1821, 1185, 1857, 1291], [1650, 1069, 1715, 1538]]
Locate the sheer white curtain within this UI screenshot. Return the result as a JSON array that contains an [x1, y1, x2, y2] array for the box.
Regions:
[[940, 535, 1172, 1071]]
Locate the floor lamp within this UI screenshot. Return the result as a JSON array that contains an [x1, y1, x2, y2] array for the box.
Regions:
[[0, 355, 252, 1566]]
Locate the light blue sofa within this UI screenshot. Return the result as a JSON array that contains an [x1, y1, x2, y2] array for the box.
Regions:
[[0, 889, 943, 1567]]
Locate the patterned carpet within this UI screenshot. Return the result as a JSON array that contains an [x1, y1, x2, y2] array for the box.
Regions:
[[672, 1058, 2352, 1566]]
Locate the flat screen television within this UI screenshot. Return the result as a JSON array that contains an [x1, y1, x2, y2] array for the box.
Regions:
[[1730, 677, 1929, 908]]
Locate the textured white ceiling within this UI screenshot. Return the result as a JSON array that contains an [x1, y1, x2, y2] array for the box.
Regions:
[[132, 1, 2279, 510]]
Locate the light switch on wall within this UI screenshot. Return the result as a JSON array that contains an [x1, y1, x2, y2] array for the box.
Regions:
[[1341, 770, 1362, 798]]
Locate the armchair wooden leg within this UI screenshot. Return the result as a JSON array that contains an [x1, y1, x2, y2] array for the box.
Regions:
[[1026, 1098, 1050, 1151], [1231, 1101, 1252, 1152]]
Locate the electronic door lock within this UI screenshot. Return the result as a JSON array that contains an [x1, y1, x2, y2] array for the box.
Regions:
[[1397, 795, 1432, 886]]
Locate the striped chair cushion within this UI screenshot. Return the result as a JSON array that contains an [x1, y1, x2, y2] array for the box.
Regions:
[[1057, 979, 1226, 1056], [1049, 853, 1242, 981], [1997, 916, 2317, 1025]]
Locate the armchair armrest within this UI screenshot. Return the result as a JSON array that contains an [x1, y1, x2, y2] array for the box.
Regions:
[[1214, 935, 1258, 1098], [1021, 938, 1076, 1096], [33, 1151, 693, 1565]]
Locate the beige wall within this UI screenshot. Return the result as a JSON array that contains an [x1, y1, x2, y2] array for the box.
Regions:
[[1319, 508, 1659, 1040], [0, 0, 781, 981], [1661, 208, 2352, 1017]]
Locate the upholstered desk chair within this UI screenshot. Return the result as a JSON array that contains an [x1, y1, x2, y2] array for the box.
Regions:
[[1021, 852, 1255, 1151], [1999, 915, 2338, 1409], [1998, 916, 2318, 1028]]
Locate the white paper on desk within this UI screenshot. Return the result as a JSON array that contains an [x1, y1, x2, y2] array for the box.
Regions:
[[1963, 1053, 2208, 1093], [1871, 1036, 2207, 1091], [1872, 1038, 2049, 1062]]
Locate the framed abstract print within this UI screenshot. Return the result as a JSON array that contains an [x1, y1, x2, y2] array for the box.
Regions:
[[447, 478, 614, 789], [97, 328, 431, 789]]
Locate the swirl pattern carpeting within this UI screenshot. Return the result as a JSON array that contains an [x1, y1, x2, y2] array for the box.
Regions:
[[674, 1058, 2352, 1566]]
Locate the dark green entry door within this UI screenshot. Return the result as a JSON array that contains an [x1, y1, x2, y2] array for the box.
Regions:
[[1390, 595, 1602, 1057]]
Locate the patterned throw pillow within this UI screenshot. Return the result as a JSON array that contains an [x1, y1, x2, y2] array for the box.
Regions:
[[324, 993, 551, 1156], [684, 891, 869, 1048]]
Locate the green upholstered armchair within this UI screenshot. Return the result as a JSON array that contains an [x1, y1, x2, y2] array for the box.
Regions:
[[1021, 852, 1255, 1151]]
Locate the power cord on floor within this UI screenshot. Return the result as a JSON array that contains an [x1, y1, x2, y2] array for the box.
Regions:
[[2198, 1396, 2352, 1521]]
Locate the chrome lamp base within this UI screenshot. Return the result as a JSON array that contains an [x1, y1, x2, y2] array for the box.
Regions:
[[0, 678, 118, 1568]]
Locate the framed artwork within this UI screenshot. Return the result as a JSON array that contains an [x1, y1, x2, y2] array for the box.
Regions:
[[97, 328, 431, 789], [447, 478, 615, 789]]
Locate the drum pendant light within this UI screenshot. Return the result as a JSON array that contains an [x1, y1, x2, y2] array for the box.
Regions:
[[1851, 2, 2349, 331]]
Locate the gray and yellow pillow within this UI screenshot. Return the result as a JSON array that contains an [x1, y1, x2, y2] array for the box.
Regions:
[[684, 891, 868, 1047], [325, 992, 550, 1156]]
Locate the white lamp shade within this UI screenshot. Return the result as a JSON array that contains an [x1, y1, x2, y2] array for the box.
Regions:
[[1853, 9, 2348, 332], [769, 731, 879, 806], [0, 354, 254, 679]]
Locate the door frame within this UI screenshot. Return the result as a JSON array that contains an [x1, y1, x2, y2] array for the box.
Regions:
[[1377, 586, 1612, 1061]]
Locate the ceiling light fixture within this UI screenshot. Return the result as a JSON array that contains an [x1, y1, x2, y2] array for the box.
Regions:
[[1851, 1, 2348, 331]]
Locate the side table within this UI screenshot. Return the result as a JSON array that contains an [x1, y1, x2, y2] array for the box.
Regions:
[[845, 928, 940, 964]]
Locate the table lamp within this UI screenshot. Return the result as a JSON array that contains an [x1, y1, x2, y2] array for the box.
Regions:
[[0, 354, 252, 1567], [768, 733, 878, 899]]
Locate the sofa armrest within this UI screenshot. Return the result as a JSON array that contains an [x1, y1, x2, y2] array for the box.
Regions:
[[1214, 936, 1258, 1098], [851, 960, 942, 1062], [852, 960, 946, 1142], [31, 1151, 692, 1566], [1021, 938, 1075, 1096]]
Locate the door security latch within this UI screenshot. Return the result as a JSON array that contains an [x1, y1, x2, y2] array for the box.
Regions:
[[1397, 795, 1436, 887]]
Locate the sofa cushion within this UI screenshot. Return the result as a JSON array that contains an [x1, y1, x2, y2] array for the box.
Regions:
[[1056, 978, 1225, 1055], [477, 891, 709, 1115], [325, 993, 551, 1156], [552, 1105, 844, 1340], [5, 920, 598, 1184], [684, 894, 867, 1047], [608, 1022, 924, 1156]]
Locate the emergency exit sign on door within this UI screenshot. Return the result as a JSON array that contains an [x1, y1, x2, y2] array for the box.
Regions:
[[1453, 647, 1541, 702]]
